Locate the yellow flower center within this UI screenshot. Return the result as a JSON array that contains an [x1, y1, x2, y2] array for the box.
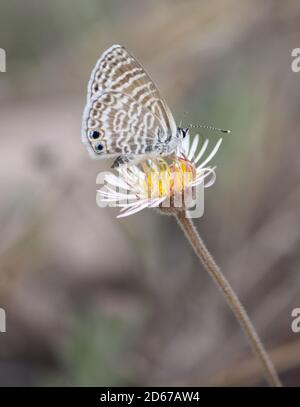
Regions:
[[140, 157, 196, 200]]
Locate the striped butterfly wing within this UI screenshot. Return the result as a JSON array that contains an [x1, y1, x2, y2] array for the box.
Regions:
[[82, 90, 166, 158], [82, 44, 177, 158]]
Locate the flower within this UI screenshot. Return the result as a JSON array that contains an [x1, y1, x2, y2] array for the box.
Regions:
[[97, 134, 223, 218]]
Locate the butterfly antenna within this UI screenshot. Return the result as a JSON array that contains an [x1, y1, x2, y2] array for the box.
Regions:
[[189, 124, 231, 134]]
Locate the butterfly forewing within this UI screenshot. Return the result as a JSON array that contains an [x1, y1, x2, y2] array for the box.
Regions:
[[82, 44, 177, 160]]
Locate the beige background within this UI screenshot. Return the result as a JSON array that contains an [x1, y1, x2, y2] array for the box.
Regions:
[[0, 0, 300, 386]]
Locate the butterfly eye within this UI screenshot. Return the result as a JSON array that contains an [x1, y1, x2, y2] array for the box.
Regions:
[[89, 130, 100, 140], [95, 143, 104, 152]]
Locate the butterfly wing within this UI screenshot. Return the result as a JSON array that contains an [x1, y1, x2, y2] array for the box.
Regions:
[[85, 44, 177, 143], [82, 90, 167, 159]]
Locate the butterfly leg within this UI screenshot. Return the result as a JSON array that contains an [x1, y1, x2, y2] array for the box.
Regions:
[[153, 141, 178, 156]]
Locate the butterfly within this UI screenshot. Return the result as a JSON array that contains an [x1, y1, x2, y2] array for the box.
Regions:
[[81, 44, 189, 168]]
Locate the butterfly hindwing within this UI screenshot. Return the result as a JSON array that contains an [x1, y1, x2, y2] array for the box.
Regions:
[[82, 90, 166, 158]]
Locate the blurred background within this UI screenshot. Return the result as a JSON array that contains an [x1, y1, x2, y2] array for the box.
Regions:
[[0, 0, 300, 387]]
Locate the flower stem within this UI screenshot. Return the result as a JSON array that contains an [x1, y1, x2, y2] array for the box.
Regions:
[[175, 210, 282, 387]]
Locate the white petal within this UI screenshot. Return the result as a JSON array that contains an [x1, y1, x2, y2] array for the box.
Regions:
[[149, 197, 165, 207], [118, 198, 149, 211], [97, 189, 116, 196], [99, 197, 123, 203], [97, 191, 119, 199], [125, 169, 144, 188], [129, 165, 144, 179], [188, 134, 199, 161], [98, 191, 137, 201], [191, 167, 216, 187], [197, 138, 222, 169], [194, 139, 209, 164], [204, 169, 216, 188], [117, 200, 151, 218], [97, 190, 120, 199], [102, 186, 136, 199], [104, 174, 131, 190]]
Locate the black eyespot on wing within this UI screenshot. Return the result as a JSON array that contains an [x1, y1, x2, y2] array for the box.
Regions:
[[89, 130, 100, 140], [95, 143, 104, 152]]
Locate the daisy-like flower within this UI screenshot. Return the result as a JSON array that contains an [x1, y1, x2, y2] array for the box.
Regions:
[[97, 134, 222, 218], [94, 132, 282, 387]]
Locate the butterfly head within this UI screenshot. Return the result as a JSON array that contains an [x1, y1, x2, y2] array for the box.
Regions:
[[177, 127, 189, 140]]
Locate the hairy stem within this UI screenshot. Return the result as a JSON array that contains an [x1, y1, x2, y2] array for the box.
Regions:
[[175, 210, 282, 387]]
